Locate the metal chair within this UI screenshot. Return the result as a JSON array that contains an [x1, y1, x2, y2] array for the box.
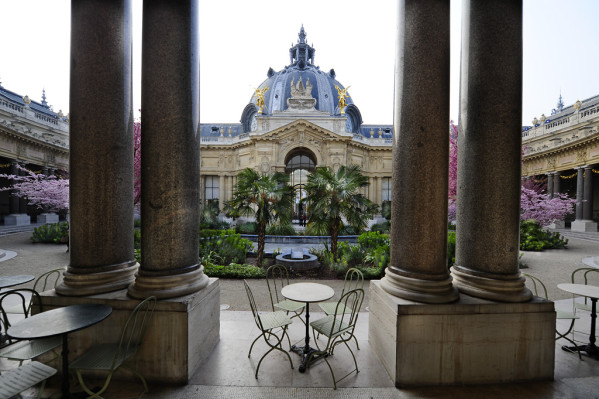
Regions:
[[244, 280, 294, 379], [318, 268, 363, 348], [266, 264, 305, 325], [69, 296, 157, 399], [4, 268, 64, 316], [0, 289, 62, 364], [569, 267, 599, 345], [309, 288, 364, 389], [0, 361, 57, 399], [523, 273, 581, 359]]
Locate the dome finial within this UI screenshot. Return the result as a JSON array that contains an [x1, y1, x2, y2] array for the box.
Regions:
[[41, 88, 49, 107], [298, 25, 306, 44], [289, 26, 315, 68]]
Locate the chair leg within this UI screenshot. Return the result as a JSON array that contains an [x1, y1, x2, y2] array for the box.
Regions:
[[120, 364, 149, 393], [557, 319, 582, 360], [248, 334, 261, 358], [75, 369, 112, 399]]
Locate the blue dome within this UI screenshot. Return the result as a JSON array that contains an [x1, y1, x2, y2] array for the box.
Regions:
[[245, 27, 356, 118]]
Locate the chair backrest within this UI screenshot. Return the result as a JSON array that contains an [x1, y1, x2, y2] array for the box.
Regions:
[[341, 268, 364, 297], [33, 268, 64, 293], [243, 280, 264, 331], [571, 267, 599, 285], [265, 264, 290, 312], [331, 288, 364, 337], [112, 296, 156, 370], [522, 273, 548, 299], [0, 289, 42, 346]]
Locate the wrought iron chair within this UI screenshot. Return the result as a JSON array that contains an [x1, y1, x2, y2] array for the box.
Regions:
[[266, 264, 305, 325], [569, 267, 599, 344], [69, 296, 157, 399], [244, 280, 294, 379], [0, 289, 62, 364], [4, 268, 64, 316], [0, 361, 57, 399], [318, 268, 363, 348], [309, 287, 364, 389], [523, 273, 581, 359]]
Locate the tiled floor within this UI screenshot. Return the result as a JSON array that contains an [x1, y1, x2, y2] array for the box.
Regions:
[[6, 299, 599, 399]]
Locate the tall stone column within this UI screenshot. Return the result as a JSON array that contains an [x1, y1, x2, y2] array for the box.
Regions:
[[219, 175, 225, 211], [57, 0, 137, 296], [128, 0, 208, 299], [451, 0, 531, 302], [547, 172, 554, 198], [380, 0, 458, 303], [4, 160, 31, 226], [548, 172, 565, 229], [8, 161, 19, 214], [572, 166, 597, 231]]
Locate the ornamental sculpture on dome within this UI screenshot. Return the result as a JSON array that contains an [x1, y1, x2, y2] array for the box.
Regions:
[[286, 77, 317, 112], [253, 86, 269, 114], [334, 85, 351, 115]]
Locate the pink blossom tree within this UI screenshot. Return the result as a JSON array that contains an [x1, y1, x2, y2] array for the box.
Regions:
[[0, 166, 69, 212], [134, 120, 141, 205]]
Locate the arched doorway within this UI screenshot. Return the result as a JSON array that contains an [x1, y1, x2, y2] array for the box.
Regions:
[[285, 148, 316, 224]]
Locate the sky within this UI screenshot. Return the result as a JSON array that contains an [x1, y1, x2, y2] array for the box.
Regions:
[[1, 0, 598, 126]]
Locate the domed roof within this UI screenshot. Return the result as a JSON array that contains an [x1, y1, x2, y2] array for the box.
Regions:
[[245, 27, 357, 118]]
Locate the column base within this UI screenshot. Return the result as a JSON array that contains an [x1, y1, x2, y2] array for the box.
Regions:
[[128, 266, 210, 299], [4, 214, 31, 226], [547, 220, 565, 229], [38, 278, 220, 383], [380, 267, 459, 304], [37, 213, 60, 224], [368, 280, 555, 386], [451, 266, 532, 302], [55, 262, 138, 296], [571, 219, 598, 232]]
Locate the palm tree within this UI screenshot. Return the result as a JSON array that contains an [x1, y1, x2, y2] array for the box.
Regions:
[[225, 168, 294, 267], [305, 165, 378, 260]]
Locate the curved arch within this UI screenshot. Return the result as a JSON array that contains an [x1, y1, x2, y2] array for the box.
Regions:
[[240, 103, 258, 133]]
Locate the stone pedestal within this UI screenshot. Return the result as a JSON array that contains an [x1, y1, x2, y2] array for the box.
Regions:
[[4, 214, 31, 226], [571, 220, 598, 232], [369, 280, 555, 386], [547, 220, 565, 229], [40, 278, 220, 383], [37, 213, 60, 224]]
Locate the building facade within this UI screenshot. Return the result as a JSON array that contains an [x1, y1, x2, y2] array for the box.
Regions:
[[198, 27, 393, 219], [522, 94, 599, 231], [0, 83, 69, 224]]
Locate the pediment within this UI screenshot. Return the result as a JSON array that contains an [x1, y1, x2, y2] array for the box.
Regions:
[[254, 119, 350, 142]]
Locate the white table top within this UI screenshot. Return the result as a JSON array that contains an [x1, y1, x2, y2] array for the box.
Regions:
[[281, 282, 334, 303], [558, 283, 599, 299]]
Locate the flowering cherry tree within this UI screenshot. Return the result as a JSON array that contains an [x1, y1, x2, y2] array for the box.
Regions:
[[0, 165, 69, 212], [134, 120, 141, 205]]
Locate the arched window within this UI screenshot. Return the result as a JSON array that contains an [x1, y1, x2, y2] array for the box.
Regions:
[[285, 149, 316, 223]]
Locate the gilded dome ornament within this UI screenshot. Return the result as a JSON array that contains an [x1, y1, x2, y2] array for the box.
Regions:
[[334, 85, 351, 115], [574, 99, 582, 111], [532, 117, 538, 125], [22, 95, 31, 105], [253, 86, 269, 114], [539, 114, 546, 123]]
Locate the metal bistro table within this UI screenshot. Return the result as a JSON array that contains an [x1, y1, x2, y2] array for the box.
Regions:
[[7, 303, 112, 398], [281, 282, 334, 372], [0, 274, 34, 289], [558, 283, 599, 360]]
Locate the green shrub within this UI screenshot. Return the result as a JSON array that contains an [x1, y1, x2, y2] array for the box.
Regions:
[[203, 262, 266, 279], [134, 248, 141, 263], [31, 222, 69, 244], [134, 229, 141, 250], [339, 225, 363, 235], [266, 223, 297, 236], [358, 231, 389, 251], [519, 219, 568, 251], [447, 231, 456, 267], [370, 221, 390, 234], [235, 222, 258, 234], [199, 230, 254, 265]]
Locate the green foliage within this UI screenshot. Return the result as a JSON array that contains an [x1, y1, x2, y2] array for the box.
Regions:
[[519, 219, 568, 251], [339, 225, 364, 235], [134, 248, 141, 263], [203, 262, 266, 279], [134, 229, 141, 250], [235, 222, 258, 234], [134, 218, 141, 228], [31, 222, 69, 244], [447, 231, 456, 267], [200, 200, 230, 230], [266, 222, 297, 236], [199, 230, 254, 265], [358, 231, 389, 251], [381, 200, 391, 221], [370, 221, 390, 234]]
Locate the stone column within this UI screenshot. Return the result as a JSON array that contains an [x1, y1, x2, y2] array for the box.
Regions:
[[219, 175, 225, 211], [548, 172, 565, 229], [451, 0, 531, 302], [375, 176, 382, 207], [56, 0, 137, 296], [576, 167, 584, 220], [546, 172, 554, 198], [4, 160, 30, 226], [8, 161, 19, 214], [380, 0, 458, 304], [583, 165, 594, 220], [128, 0, 208, 299], [572, 166, 597, 231]]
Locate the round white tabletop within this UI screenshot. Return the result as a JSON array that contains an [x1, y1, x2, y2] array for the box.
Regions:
[[281, 282, 334, 303], [558, 283, 599, 299]]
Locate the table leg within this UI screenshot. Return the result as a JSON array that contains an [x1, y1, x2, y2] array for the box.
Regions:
[[61, 333, 70, 399], [562, 297, 599, 360], [290, 302, 328, 372]]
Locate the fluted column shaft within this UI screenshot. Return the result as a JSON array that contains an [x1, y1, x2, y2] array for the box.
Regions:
[[9, 161, 19, 214], [547, 173, 554, 198], [451, 0, 531, 302], [576, 167, 584, 220], [129, 0, 208, 299], [553, 172, 560, 196], [380, 0, 458, 304], [583, 165, 594, 220], [57, 0, 137, 296]]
